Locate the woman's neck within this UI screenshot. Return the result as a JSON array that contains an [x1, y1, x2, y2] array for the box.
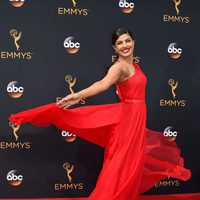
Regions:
[[118, 54, 134, 64]]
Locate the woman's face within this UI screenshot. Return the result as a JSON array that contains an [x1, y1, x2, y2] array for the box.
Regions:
[[113, 33, 135, 58]]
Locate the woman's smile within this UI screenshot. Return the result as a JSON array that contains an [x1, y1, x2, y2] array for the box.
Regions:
[[120, 46, 131, 54]]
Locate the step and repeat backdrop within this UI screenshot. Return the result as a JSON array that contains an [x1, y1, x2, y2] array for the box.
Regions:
[[0, 0, 199, 199]]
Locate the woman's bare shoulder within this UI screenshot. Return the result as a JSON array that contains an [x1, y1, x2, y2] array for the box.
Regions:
[[108, 61, 124, 71]]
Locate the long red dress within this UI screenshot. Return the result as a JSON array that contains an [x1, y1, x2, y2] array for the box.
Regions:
[[8, 63, 191, 200]]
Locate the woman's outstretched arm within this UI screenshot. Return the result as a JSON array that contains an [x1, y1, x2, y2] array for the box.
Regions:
[[78, 63, 122, 99], [57, 63, 122, 109]]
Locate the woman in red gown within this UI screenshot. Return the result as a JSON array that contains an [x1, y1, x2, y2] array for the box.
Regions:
[[9, 28, 191, 200]]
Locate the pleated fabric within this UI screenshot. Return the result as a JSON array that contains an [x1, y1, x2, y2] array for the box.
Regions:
[[9, 63, 191, 199]]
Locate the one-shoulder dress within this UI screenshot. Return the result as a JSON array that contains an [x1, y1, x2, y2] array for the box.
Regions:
[[8, 62, 191, 200]]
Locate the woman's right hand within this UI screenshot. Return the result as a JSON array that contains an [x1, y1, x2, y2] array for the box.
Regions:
[[56, 93, 82, 109]]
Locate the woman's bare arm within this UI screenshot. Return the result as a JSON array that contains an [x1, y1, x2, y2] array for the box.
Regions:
[[57, 63, 122, 108], [78, 63, 122, 99]]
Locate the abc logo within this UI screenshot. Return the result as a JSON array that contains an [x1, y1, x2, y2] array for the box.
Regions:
[[7, 81, 24, 98], [119, 0, 134, 13], [61, 130, 76, 142], [10, 0, 25, 8], [163, 126, 177, 142], [168, 43, 182, 59], [7, 170, 23, 186], [63, 37, 80, 54]]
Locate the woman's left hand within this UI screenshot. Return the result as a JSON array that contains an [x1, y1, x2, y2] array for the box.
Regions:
[[56, 93, 82, 109]]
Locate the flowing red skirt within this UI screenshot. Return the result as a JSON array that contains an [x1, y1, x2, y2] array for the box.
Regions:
[[8, 102, 191, 198]]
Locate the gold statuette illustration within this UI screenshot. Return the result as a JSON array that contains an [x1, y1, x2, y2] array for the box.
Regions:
[[9, 121, 20, 141], [63, 163, 74, 182], [168, 79, 178, 99]]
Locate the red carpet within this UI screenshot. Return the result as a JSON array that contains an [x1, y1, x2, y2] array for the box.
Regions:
[[1, 193, 200, 200], [139, 193, 200, 200]]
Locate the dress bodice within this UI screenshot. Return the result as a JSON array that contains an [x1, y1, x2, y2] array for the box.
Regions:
[[116, 62, 147, 101]]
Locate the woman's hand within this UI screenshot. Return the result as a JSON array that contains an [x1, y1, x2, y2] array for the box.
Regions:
[[56, 93, 82, 109]]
